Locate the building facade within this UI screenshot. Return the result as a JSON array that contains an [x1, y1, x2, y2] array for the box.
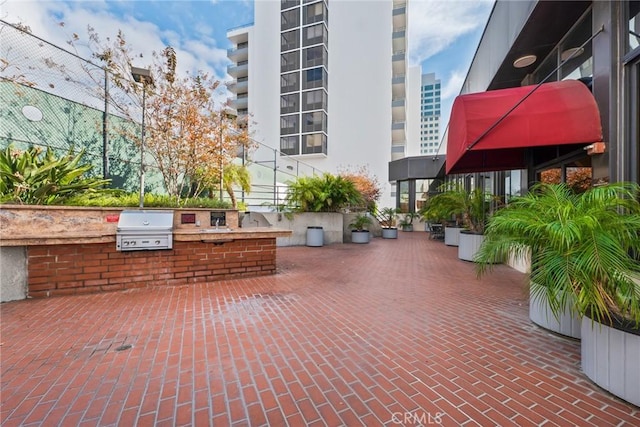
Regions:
[[389, 0, 639, 214], [227, 0, 411, 209], [419, 73, 441, 155], [445, 0, 639, 197]]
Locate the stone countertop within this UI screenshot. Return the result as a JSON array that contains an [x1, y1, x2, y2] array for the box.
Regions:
[[1, 228, 291, 246]]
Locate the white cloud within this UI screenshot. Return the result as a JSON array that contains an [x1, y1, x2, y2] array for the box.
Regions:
[[408, 0, 493, 66], [2, 0, 230, 83], [441, 69, 466, 100]]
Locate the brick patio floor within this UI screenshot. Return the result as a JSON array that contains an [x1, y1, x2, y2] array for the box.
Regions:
[[1, 233, 639, 426]]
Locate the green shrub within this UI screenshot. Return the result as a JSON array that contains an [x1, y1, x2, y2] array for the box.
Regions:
[[476, 182, 640, 327], [285, 173, 363, 212], [63, 191, 231, 208], [0, 145, 110, 205], [349, 213, 373, 231]]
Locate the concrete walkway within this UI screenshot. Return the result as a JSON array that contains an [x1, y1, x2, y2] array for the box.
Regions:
[[1, 233, 638, 426]]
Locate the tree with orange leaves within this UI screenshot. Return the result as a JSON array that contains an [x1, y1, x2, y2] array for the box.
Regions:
[[58, 26, 252, 200], [338, 165, 382, 211]]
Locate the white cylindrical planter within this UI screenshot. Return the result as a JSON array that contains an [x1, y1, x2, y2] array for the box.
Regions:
[[529, 290, 581, 339], [381, 228, 398, 239], [581, 317, 640, 407], [444, 226, 462, 246], [306, 226, 324, 247], [458, 232, 484, 261], [351, 231, 370, 244]]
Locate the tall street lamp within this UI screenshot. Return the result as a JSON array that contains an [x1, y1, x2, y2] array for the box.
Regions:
[[131, 66, 154, 208]]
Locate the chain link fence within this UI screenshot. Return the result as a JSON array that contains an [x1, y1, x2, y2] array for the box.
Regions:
[[0, 20, 323, 208]]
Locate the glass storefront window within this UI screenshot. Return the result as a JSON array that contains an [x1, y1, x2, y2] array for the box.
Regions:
[[629, 1, 640, 52], [504, 170, 523, 203], [398, 181, 409, 213], [415, 179, 431, 211], [538, 165, 592, 193], [560, 11, 593, 81]]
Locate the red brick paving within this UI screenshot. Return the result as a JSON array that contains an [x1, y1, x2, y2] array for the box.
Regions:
[[1, 233, 639, 426]]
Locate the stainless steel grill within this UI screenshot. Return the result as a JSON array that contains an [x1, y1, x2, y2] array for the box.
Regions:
[[116, 210, 174, 251]]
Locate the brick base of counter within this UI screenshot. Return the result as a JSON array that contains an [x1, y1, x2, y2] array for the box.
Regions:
[[26, 239, 276, 298]]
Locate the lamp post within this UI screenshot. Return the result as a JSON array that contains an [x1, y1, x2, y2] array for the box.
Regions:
[[219, 108, 238, 202], [131, 66, 154, 208]]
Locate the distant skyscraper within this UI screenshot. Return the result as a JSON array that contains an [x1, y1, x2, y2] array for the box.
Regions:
[[419, 73, 441, 155], [226, 0, 411, 208]]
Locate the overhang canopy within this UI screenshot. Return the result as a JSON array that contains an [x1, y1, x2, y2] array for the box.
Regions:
[[446, 80, 602, 174], [389, 155, 446, 182]]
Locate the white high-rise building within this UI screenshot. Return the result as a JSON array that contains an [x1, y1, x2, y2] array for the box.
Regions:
[[419, 73, 441, 155], [227, 0, 411, 209]]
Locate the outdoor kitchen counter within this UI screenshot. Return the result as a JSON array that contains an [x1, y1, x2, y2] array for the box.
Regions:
[[0, 205, 291, 246]]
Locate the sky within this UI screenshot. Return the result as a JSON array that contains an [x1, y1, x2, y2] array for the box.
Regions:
[[2, 0, 494, 133]]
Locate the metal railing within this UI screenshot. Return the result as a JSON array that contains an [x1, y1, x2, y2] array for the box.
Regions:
[[0, 21, 325, 208]]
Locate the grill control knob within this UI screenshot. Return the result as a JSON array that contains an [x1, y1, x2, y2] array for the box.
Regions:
[[131, 241, 136, 246], [155, 240, 161, 245], [124, 241, 129, 246]]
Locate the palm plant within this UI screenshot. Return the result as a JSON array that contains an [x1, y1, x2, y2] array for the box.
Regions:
[[475, 182, 640, 328], [349, 213, 373, 231], [399, 211, 419, 231], [285, 173, 363, 212], [377, 207, 399, 228], [223, 163, 251, 209], [421, 183, 489, 233], [0, 145, 110, 205]]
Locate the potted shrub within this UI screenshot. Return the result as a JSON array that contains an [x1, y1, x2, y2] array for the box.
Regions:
[[418, 199, 445, 239], [285, 173, 363, 213], [284, 173, 364, 246], [422, 184, 489, 254], [475, 182, 640, 406], [378, 207, 399, 239], [399, 212, 419, 232], [348, 213, 372, 244]]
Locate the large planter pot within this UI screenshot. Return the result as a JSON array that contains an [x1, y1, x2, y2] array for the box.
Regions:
[[444, 226, 462, 246], [381, 228, 398, 239], [581, 316, 640, 407], [351, 230, 370, 244], [306, 226, 324, 247], [529, 289, 581, 339], [458, 231, 484, 262]]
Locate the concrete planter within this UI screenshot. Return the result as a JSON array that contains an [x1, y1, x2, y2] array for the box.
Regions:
[[529, 290, 581, 339], [444, 226, 462, 246], [351, 230, 370, 244], [381, 228, 398, 239], [457, 232, 484, 262], [258, 212, 343, 246], [581, 317, 640, 407]]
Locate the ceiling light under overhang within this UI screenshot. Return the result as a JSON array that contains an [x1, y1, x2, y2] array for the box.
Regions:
[[513, 54, 537, 68], [560, 47, 585, 61]]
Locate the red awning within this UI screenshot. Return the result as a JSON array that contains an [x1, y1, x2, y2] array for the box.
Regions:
[[446, 80, 603, 174]]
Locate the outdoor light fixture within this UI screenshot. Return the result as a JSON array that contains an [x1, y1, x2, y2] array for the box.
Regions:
[[131, 66, 155, 208], [560, 47, 584, 61], [513, 54, 537, 68]]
